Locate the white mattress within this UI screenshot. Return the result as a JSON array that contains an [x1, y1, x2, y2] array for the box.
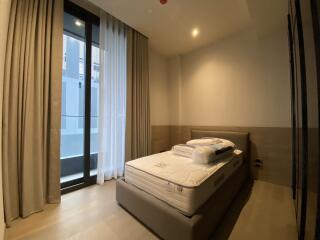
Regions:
[[125, 150, 243, 216]]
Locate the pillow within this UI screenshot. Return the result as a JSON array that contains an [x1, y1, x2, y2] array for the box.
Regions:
[[186, 138, 222, 146], [192, 146, 234, 164]]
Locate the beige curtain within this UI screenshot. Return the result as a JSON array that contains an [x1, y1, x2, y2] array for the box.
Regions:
[[126, 29, 151, 160], [2, 0, 63, 225]]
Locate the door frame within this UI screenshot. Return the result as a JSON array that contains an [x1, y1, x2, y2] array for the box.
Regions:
[[61, 0, 99, 194], [291, 0, 309, 239], [310, 0, 320, 238], [288, 14, 297, 200]]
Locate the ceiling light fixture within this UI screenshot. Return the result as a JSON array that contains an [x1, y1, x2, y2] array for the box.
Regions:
[[191, 28, 199, 38], [75, 20, 82, 27], [160, 0, 167, 5]]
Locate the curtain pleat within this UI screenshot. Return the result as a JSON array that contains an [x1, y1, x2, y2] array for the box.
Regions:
[[126, 30, 151, 160], [2, 0, 63, 225], [97, 11, 127, 183], [97, 12, 150, 179]]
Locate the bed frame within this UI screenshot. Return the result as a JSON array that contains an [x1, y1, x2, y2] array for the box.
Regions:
[[116, 130, 250, 240]]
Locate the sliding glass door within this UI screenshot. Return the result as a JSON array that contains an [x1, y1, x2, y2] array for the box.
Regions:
[[60, 1, 100, 193], [288, 0, 320, 239]]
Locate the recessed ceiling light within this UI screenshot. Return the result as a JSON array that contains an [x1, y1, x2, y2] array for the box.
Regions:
[[191, 28, 199, 38], [75, 20, 82, 27]]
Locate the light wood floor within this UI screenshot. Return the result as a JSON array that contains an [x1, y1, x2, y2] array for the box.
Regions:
[[217, 180, 298, 240], [5, 180, 297, 240]]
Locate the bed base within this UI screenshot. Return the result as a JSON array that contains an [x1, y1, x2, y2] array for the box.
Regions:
[[116, 163, 248, 240]]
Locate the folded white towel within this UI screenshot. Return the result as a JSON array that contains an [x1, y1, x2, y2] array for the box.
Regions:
[[172, 144, 195, 158]]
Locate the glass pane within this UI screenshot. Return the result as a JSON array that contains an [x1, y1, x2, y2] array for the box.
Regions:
[[90, 23, 100, 176], [60, 12, 86, 183]]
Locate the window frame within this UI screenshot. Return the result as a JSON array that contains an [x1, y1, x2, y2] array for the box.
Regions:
[[61, 0, 100, 194]]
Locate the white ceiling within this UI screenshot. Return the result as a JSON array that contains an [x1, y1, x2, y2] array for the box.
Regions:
[[89, 0, 287, 56]]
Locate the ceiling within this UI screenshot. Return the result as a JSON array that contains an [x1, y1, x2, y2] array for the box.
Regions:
[[88, 0, 287, 56]]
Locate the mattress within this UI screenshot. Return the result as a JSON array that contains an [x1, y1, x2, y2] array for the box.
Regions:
[[125, 150, 243, 216]]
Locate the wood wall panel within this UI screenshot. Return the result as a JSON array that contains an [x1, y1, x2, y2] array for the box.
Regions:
[[151, 126, 171, 153], [152, 125, 292, 186]]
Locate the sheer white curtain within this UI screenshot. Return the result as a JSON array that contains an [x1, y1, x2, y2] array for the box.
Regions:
[[97, 11, 127, 184]]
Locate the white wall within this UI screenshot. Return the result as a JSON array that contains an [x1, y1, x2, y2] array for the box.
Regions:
[[149, 47, 171, 125], [168, 28, 291, 127], [0, 0, 11, 238], [167, 56, 182, 125]]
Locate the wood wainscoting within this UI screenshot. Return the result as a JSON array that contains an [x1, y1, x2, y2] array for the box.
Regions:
[[151, 125, 292, 187]]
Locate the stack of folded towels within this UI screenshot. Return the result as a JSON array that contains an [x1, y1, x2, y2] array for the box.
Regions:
[[172, 137, 236, 164]]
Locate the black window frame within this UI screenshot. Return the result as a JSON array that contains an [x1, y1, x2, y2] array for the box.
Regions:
[[61, 0, 100, 194]]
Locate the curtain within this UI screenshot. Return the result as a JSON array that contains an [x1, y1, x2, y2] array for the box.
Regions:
[[97, 11, 127, 183], [126, 29, 151, 160], [2, 0, 63, 225]]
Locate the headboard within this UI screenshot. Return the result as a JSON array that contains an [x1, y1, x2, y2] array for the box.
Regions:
[[191, 130, 249, 156]]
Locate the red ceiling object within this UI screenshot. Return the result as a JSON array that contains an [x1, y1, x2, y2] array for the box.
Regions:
[[160, 0, 167, 5]]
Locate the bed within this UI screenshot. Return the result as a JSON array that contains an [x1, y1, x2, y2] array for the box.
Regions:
[[116, 130, 250, 240]]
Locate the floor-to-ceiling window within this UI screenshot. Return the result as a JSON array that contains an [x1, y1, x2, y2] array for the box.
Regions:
[[60, 1, 100, 193]]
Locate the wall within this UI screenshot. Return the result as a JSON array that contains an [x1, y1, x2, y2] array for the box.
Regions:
[[0, 0, 11, 238], [149, 47, 170, 126], [179, 29, 291, 127], [150, 28, 292, 186], [167, 56, 182, 125], [149, 47, 172, 153]]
